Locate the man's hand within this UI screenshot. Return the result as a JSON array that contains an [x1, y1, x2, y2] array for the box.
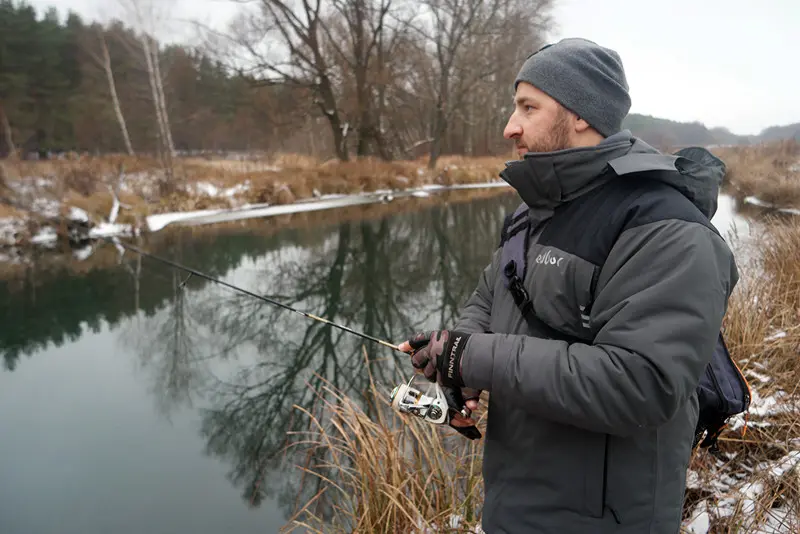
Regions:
[[398, 331, 482, 428], [398, 330, 472, 389]]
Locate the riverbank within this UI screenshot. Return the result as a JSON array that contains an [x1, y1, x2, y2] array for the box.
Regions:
[[281, 215, 800, 533], [1, 140, 798, 249], [0, 186, 515, 280], [0, 154, 510, 247], [713, 139, 800, 213]]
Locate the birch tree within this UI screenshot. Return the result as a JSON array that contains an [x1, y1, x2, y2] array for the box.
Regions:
[[84, 30, 135, 155], [117, 0, 175, 180]]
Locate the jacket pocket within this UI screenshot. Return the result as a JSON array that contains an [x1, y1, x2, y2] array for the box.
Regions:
[[582, 432, 608, 518], [527, 245, 597, 341]]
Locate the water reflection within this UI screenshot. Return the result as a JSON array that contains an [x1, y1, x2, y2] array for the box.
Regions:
[[125, 196, 516, 516], [0, 191, 519, 531]]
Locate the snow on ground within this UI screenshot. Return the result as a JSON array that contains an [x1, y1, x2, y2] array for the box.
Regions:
[[144, 180, 510, 232], [0, 217, 25, 246], [30, 198, 60, 218], [414, 515, 484, 534], [682, 373, 800, 533], [1, 177, 510, 245], [69, 207, 89, 223], [88, 222, 135, 238], [744, 196, 800, 216], [190, 181, 251, 199], [73, 244, 94, 261], [30, 226, 57, 245]]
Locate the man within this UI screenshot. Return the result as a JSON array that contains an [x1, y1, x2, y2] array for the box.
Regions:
[[399, 38, 738, 533]]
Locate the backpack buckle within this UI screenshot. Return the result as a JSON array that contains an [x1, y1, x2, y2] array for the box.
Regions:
[[506, 271, 533, 316]]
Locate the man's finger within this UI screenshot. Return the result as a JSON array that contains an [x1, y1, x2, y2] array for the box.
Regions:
[[462, 388, 481, 401], [423, 363, 437, 382], [407, 331, 433, 351], [466, 399, 479, 411], [450, 413, 476, 428], [411, 346, 429, 369]]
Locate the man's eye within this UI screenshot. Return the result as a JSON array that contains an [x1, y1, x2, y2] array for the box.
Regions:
[[525, 105, 535, 112]]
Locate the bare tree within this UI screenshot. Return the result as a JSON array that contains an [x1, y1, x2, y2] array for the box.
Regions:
[[223, 0, 349, 161], [118, 0, 176, 178], [320, 0, 403, 159], [93, 31, 135, 155]]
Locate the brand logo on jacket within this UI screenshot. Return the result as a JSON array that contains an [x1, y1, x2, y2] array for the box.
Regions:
[[535, 250, 564, 267]]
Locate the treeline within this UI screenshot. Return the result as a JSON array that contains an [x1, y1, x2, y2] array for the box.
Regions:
[[0, 0, 554, 167]]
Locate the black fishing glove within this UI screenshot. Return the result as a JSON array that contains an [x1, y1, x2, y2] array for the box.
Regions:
[[407, 330, 472, 389]]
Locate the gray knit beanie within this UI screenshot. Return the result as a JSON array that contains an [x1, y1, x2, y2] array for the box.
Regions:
[[515, 38, 631, 138]]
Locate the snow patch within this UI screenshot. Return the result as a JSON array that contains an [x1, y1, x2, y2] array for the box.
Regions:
[[146, 208, 229, 232], [88, 223, 133, 238], [73, 244, 94, 261], [31, 198, 60, 218], [685, 500, 710, 534], [744, 196, 800, 216], [192, 181, 251, 199], [31, 226, 58, 244], [0, 217, 24, 245], [69, 207, 90, 223], [414, 514, 483, 534], [765, 331, 787, 341]]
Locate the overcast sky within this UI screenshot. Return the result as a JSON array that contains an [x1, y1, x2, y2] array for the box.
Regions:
[[28, 0, 800, 136]]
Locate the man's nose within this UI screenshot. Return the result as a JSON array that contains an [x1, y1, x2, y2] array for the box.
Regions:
[[503, 117, 522, 140]]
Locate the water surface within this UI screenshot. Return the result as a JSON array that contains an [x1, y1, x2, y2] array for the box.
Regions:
[[0, 192, 520, 534]]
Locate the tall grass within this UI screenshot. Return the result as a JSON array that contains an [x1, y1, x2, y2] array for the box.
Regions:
[[683, 215, 800, 532], [713, 140, 800, 208], [281, 357, 486, 534]]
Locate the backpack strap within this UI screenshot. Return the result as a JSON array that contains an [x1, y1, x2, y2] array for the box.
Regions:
[[499, 203, 583, 343]]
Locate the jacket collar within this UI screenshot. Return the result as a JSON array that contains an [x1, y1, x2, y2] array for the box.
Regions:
[[499, 130, 638, 210]]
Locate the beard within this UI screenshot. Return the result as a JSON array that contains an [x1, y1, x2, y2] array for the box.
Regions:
[[524, 108, 573, 154]]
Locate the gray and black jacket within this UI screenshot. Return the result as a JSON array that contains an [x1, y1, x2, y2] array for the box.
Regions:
[[454, 130, 738, 533]]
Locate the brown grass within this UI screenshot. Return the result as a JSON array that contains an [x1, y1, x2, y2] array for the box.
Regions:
[[713, 140, 800, 208], [281, 356, 486, 534], [682, 215, 800, 532], [0, 154, 508, 238]]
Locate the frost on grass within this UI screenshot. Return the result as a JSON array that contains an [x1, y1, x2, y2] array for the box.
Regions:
[[682, 378, 800, 534]]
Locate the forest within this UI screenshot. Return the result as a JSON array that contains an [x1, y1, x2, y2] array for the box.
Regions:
[[0, 0, 553, 167]]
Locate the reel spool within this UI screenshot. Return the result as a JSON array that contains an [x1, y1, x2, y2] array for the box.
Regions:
[[389, 374, 449, 425]]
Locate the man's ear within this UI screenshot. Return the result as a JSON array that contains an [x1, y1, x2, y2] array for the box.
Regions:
[[574, 115, 592, 133]]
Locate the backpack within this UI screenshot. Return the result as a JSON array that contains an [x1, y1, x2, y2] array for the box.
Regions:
[[497, 151, 751, 453]]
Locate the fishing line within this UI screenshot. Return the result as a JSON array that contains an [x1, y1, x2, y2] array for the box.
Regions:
[[102, 236, 404, 353]]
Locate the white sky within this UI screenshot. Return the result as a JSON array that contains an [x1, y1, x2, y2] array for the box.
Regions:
[[28, 0, 800, 136]]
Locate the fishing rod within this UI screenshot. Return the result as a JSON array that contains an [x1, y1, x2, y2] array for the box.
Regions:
[[102, 236, 403, 353], [101, 235, 481, 439]]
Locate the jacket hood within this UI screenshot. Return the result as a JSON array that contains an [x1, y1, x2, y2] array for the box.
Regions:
[[499, 130, 726, 219]]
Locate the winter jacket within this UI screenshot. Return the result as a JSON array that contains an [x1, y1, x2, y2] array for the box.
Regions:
[[453, 130, 739, 533]]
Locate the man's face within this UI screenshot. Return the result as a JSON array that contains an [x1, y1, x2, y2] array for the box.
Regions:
[[503, 81, 574, 156]]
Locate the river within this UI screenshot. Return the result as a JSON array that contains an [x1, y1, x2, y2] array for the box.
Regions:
[[0, 189, 755, 534]]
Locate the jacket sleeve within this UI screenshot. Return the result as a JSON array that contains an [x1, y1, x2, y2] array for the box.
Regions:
[[460, 219, 738, 436], [451, 248, 499, 334]]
